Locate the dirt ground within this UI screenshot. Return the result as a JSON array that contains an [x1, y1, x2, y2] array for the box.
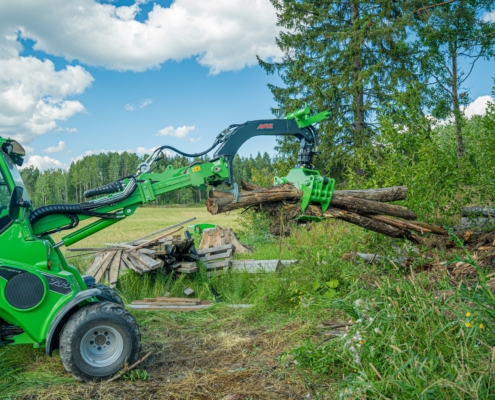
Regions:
[[21, 316, 310, 400]]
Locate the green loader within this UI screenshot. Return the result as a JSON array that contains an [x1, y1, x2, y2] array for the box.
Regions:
[[0, 106, 332, 381]]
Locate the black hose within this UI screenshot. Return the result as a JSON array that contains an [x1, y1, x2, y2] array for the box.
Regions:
[[154, 139, 220, 158]]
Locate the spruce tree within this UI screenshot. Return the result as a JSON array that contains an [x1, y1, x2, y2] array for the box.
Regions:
[[259, 0, 416, 176]]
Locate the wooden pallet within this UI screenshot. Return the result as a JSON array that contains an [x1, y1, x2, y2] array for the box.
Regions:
[[129, 297, 214, 312]]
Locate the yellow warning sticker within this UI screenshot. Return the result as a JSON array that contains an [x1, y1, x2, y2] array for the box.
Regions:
[[192, 166, 201, 173]]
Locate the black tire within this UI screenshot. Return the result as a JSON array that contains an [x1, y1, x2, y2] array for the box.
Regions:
[[89, 283, 124, 305], [59, 301, 141, 382]]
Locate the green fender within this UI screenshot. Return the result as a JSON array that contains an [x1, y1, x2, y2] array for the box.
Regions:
[[45, 288, 100, 356]]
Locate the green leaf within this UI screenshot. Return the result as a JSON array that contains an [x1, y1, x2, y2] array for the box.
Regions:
[[312, 281, 321, 291], [323, 289, 337, 298], [326, 279, 339, 289]]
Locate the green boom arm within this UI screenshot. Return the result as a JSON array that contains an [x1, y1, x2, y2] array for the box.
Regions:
[[31, 158, 230, 246], [30, 105, 333, 245]]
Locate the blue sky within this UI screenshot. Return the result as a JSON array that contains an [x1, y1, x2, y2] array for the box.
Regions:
[[0, 0, 493, 170]]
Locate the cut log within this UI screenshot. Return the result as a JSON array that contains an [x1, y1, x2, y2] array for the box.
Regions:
[[462, 206, 495, 218], [334, 186, 407, 202], [407, 220, 448, 236], [207, 184, 302, 214], [330, 194, 417, 220], [241, 181, 408, 202], [207, 184, 417, 220]]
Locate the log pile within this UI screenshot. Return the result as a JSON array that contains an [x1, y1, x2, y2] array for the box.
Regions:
[[206, 182, 448, 244]]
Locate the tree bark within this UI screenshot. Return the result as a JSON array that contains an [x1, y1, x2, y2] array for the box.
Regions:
[[241, 181, 408, 202], [451, 46, 464, 158], [351, 0, 366, 147]]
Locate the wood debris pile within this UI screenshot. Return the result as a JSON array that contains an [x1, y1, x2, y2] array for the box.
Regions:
[[76, 219, 199, 287]]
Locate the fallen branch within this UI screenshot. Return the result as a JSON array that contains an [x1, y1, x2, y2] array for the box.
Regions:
[[106, 351, 152, 383]]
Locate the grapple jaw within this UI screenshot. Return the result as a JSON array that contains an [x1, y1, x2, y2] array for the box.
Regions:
[[274, 168, 335, 221]]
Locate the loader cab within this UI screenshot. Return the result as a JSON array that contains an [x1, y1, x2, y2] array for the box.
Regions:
[[0, 139, 29, 232]]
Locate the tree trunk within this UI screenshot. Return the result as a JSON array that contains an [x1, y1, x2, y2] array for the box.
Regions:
[[451, 46, 464, 158], [351, 1, 366, 147]]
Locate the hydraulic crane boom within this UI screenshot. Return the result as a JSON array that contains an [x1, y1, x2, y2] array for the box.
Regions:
[[25, 105, 332, 247]]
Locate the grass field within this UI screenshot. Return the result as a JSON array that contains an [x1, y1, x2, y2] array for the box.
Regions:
[[2, 207, 495, 399], [54, 206, 240, 250]]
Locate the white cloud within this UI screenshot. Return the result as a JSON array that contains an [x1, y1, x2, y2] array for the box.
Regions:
[[483, 11, 495, 21], [0, 34, 93, 143], [43, 140, 66, 154], [157, 125, 200, 142], [125, 98, 153, 111], [0, 0, 282, 74], [135, 146, 158, 155], [463, 95, 494, 118], [24, 154, 66, 170]]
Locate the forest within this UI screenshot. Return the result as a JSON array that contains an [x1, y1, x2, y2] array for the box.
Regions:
[[20, 152, 276, 207]]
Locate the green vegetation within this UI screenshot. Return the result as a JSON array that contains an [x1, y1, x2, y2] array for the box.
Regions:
[[4, 1, 495, 398], [1, 203, 494, 398]]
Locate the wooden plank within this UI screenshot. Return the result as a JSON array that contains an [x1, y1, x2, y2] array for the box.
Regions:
[[109, 251, 122, 288], [94, 252, 116, 282], [173, 262, 197, 270], [128, 304, 212, 312], [86, 253, 103, 276], [197, 244, 233, 255], [125, 226, 183, 253], [124, 254, 147, 273], [90, 251, 114, 277], [176, 266, 198, 274], [127, 253, 152, 272], [124, 217, 196, 245], [121, 255, 140, 274], [155, 297, 201, 303], [136, 248, 157, 256], [68, 247, 126, 252], [128, 251, 163, 270], [131, 300, 201, 306], [198, 249, 232, 261], [206, 260, 231, 270]]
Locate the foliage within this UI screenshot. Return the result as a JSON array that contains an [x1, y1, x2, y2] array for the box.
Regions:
[[344, 87, 495, 223], [413, 0, 495, 158]]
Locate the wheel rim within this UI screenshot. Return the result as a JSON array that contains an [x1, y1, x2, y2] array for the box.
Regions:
[[80, 325, 124, 368]]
